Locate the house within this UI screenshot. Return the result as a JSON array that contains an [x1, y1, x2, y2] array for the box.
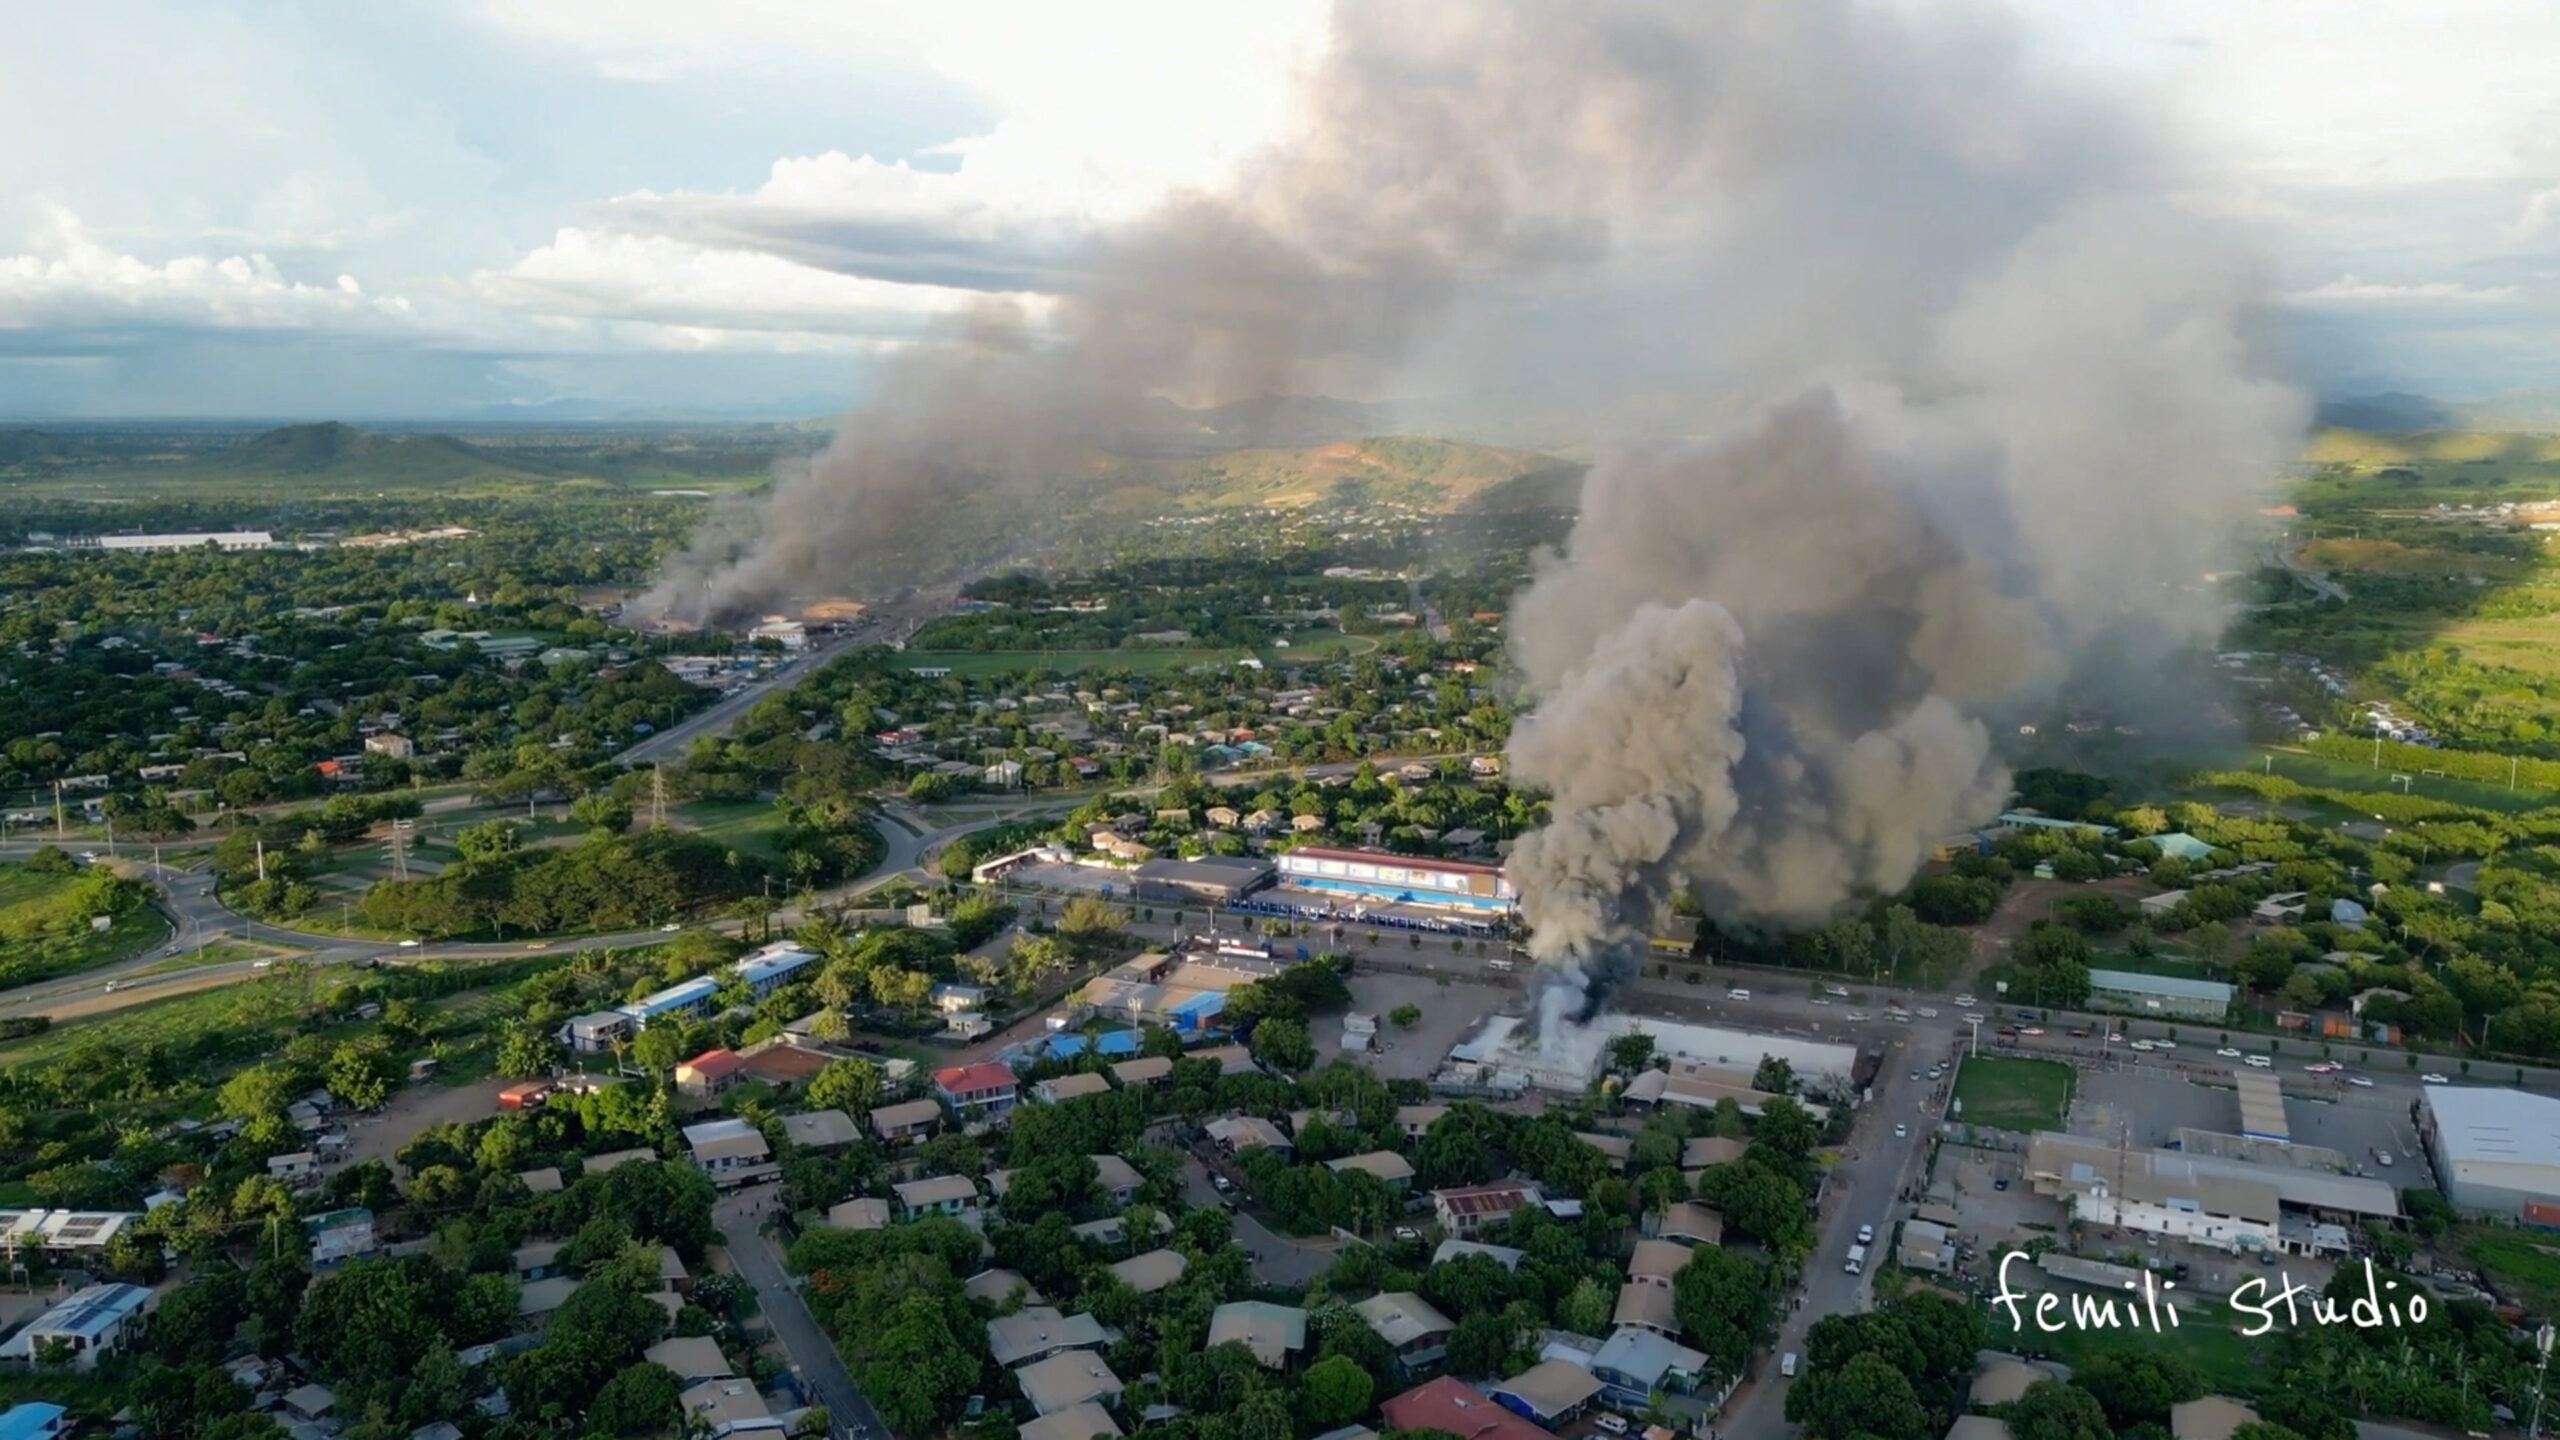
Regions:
[[1020, 1402, 1124, 1440], [2251, 892, 2310, 926], [2138, 890, 2189, 919], [1948, 1421, 2015, 1440], [1433, 1182, 1542, 1239], [1651, 1202, 1723, 1247], [872, 1098, 943, 1145], [267, 1151, 318, 1182], [1014, 1351, 1127, 1416], [658, 1247, 690, 1292], [2170, 1397, 2261, 1440], [363, 732, 416, 759], [1326, 1151, 1416, 1190], [680, 1378, 783, 1438], [1625, 1238, 1692, 1288], [676, 1048, 748, 1097], [936, 1061, 1021, 1117], [1194, 1044, 1258, 1076], [1207, 1301, 1308, 1368], [966, 1269, 1042, 1307], [1433, 1239, 1526, 1270], [583, 1147, 658, 1175], [1092, 1154, 1146, 1206], [518, 1276, 582, 1324], [1681, 1137, 1746, 1170], [1111, 1056, 1175, 1087], [0, 1404, 68, 1440], [281, 1385, 336, 1423], [827, 1198, 892, 1231], [517, 1167, 564, 1194], [645, 1335, 735, 1385], [1397, 1105, 1449, 1140], [1207, 807, 1241, 829], [1379, 1377, 1551, 1440], [933, 982, 993, 1014], [1968, 1358, 2048, 1408], [989, 1307, 1113, 1367], [1206, 1115, 1293, 1157], [1612, 1281, 1679, 1338], [1489, 1360, 1605, 1428], [1037, 1073, 1113, 1104], [895, 1173, 981, 1219], [682, 1118, 779, 1187], [1108, 1249, 1187, 1295], [303, 1207, 378, 1267], [782, 1109, 862, 1151], [1575, 1132, 1632, 1170], [1589, 1327, 1708, 1409], [562, 1010, 634, 1053], [1355, 1293, 1456, 1374], [0, 1283, 151, 1368], [1899, 1218, 1954, 1273], [1071, 1212, 1173, 1248]]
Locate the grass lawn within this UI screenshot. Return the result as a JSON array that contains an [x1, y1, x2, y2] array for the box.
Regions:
[[0, 971, 345, 1067], [0, 865, 173, 988], [676, 797, 791, 860], [1951, 1055, 2076, 1132], [2014, 1311, 2259, 1395], [2464, 1227, 2560, 1317], [2239, 747, 2553, 813]]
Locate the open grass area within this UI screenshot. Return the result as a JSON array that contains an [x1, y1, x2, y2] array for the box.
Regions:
[[1951, 1055, 2076, 1133], [2221, 748, 2556, 814], [675, 797, 791, 860], [0, 970, 343, 1067], [2013, 1311, 2260, 1395], [2463, 1227, 2560, 1317], [0, 864, 172, 989]]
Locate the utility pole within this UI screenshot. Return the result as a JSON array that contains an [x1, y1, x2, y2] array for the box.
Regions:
[[254, 837, 267, 884], [53, 779, 64, 839]]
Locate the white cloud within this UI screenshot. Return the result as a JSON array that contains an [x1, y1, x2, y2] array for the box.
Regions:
[[476, 226, 1049, 336], [0, 206, 417, 337], [2288, 275, 2524, 308]]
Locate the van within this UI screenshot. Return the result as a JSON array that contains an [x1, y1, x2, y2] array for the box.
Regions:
[[2245, 1054, 2271, 1069], [1844, 1244, 1866, 1275], [1780, 1352, 1799, 1379], [1594, 1417, 1628, 1436]]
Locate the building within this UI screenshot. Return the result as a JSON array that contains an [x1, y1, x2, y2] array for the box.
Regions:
[[1898, 1218, 1954, 1273], [681, 1117, 779, 1187], [1108, 1249, 1188, 1295], [0, 1404, 67, 1440], [1489, 1360, 1606, 1428], [1355, 1293, 1456, 1374], [1207, 1115, 1292, 1157], [584, 1147, 659, 1175], [731, 943, 819, 996], [1651, 1201, 1723, 1247], [303, 1207, 378, 1267], [645, 1335, 735, 1385], [1379, 1377, 1553, 1440], [0, 1284, 150, 1368], [1948, 1420, 2015, 1440], [498, 1080, 554, 1111], [89, 531, 275, 552], [0, 1209, 140, 1258], [1272, 847, 1516, 914], [679, 1377, 783, 1438], [2022, 1131, 2397, 1252], [872, 1098, 943, 1145], [363, 732, 416, 760], [1327, 1151, 1416, 1190], [2234, 1068, 2291, 1144], [1020, 1403, 1123, 1440], [827, 1198, 891, 1231], [620, 977, 722, 1027], [1014, 1351, 1126, 1416], [1611, 1281, 1678, 1338], [1194, 1043, 1258, 1076], [1433, 1182, 1543, 1239], [2149, 833, 2218, 862], [1207, 1301, 1308, 1368], [514, 1240, 567, 1280], [2419, 1085, 2560, 1217], [967, 1270, 1041, 1307], [1968, 1357, 2048, 1408], [676, 1049, 748, 1097], [936, 1062, 1021, 1118], [1625, 1239, 1692, 1289], [1112, 1057, 1174, 1087], [1092, 1154, 1145, 1206], [2170, 1397, 2261, 1440], [1589, 1327, 1709, 1408], [2085, 968, 2236, 1021], [562, 1009, 634, 1053], [782, 1109, 862, 1151], [1037, 1073, 1114, 1104], [1433, 1239, 1525, 1270], [989, 1308, 1112, 1368], [1132, 856, 1277, 904], [896, 1173, 981, 1219], [1398, 1105, 1450, 1140]]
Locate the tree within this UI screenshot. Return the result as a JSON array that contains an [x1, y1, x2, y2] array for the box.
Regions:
[[2074, 1351, 2201, 1430], [1389, 1004, 1422, 1029], [1751, 1096, 1817, 1167], [1250, 1017, 1315, 1073], [1558, 1276, 1611, 1335], [1786, 1352, 1930, 1440], [2189, 920, 2233, 973], [498, 1023, 561, 1079], [219, 1065, 297, 1121], [1608, 1032, 1659, 1074], [1752, 1055, 1796, 1096], [632, 1019, 687, 1076], [1670, 1245, 1772, 1380], [324, 1041, 397, 1111], [1299, 1354, 1374, 1430], [2007, 1380, 2112, 1440], [1446, 1310, 1514, 1377], [589, 1361, 683, 1435], [1059, 894, 1130, 943], [806, 1058, 882, 1115], [453, 820, 522, 866]]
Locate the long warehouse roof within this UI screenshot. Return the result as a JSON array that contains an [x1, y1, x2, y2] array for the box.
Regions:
[[2233, 1068, 2291, 1143], [2425, 1085, 2560, 1169]]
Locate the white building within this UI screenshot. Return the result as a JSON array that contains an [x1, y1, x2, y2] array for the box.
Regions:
[[2419, 1085, 2560, 1218]]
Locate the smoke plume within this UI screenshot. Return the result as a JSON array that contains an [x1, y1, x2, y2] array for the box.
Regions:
[[637, 2, 2307, 1032]]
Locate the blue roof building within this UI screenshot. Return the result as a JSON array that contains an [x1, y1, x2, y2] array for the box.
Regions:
[[619, 977, 721, 1024], [1093, 1030, 1143, 1058], [1170, 990, 1227, 1033], [0, 1403, 67, 1440], [2149, 833, 2217, 862], [732, 943, 819, 995], [1048, 1034, 1092, 1060], [0, 1283, 151, 1369]]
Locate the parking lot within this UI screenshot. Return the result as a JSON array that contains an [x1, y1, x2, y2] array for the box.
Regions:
[[2068, 1067, 2244, 1147], [1326, 972, 1512, 1080], [2286, 1089, 2427, 1176]]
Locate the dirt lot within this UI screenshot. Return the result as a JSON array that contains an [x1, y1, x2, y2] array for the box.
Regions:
[[346, 1076, 511, 1172], [1327, 972, 1512, 1080]]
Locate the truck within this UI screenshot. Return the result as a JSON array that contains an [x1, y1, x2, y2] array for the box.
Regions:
[[1844, 1244, 1867, 1275]]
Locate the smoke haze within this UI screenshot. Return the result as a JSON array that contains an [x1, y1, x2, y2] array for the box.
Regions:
[[640, 1, 2308, 1030]]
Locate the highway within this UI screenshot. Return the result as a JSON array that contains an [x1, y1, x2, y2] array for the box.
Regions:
[[618, 632, 863, 765]]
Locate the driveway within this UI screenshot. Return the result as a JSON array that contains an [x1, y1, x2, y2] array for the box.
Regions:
[[717, 1180, 886, 1440]]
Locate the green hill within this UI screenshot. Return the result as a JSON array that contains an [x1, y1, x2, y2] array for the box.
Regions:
[[208, 423, 570, 486]]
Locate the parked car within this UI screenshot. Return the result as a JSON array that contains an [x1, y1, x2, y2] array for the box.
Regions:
[[2067, 1028, 2090, 1039], [2129, 1040, 2157, 1051], [1894, 1123, 1908, 1138], [1856, 1223, 1875, 1244], [1954, 994, 1978, 1008], [2422, 1073, 2450, 1084], [2153, 1040, 2178, 1050], [1993, 1177, 2008, 1191], [1998, 1025, 2021, 1038], [1917, 1007, 1939, 1019], [1393, 1225, 1421, 1241]]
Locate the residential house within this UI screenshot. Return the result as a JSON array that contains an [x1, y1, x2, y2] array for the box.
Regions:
[[1108, 1249, 1187, 1295], [1014, 1352, 1127, 1416], [1378, 1378, 1550, 1440], [303, 1207, 378, 1267], [827, 1198, 892, 1232], [966, 1270, 1042, 1307], [1651, 1202, 1724, 1248], [2170, 1398, 2262, 1440], [517, 1167, 564, 1194], [1488, 1360, 1605, 1429], [281, 1386, 336, 1424], [895, 1173, 981, 1220], [1207, 1302, 1308, 1369], [1206, 1115, 1293, 1157], [872, 1098, 943, 1145], [1575, 1133, 1632, 1170], [988, 1307, 1112, 1368], [782, 1109, 862, 1151], [680, 1378, 783, 1438], [1194, 1044, 1258, 1076], [1355, 1293, 1456, 1374], [1612, 1281, 1679, 1338], [0, 1284, 151, 1369], [1948, 1420, 2016, 1440], [1326, 1151, 1416, 1191], [1020, 1402, 1124, 1440], [1626, 1239, 1692, 1289], [1037, 1073, 1113, 1104], [0, 1404, 68, 1440], [583, 1147, 658, 1175], [1432, 1182, 1542, 1239], [1589, 1327, 1708, 1409], [936, 1062, 1021, 1118], [1396, 1105, 1449, 1141], [1092, 1154, 1146, 1206], [676, 1049, 747, 1097], [682, 1118, 779, 1187], [518, 1276, 582, 1326], [1111, 1057, 1174, 1087], [1432, 1239, 1525, 1270], [1681, 1137, 1746, 1170], [644, 1335, 734, 1385]]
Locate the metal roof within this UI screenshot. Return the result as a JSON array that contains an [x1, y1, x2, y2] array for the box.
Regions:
[[2232, 1069, 2291, 1143], [2087, 968, 2237, 1003], [2425, 1085, 2560, 1170]]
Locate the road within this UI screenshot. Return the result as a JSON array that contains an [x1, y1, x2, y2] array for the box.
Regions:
[[1407, 576, 1451, 642], [2266, 538, 2349, 604], [618, 633, 865, 765], [1180, 1155, 1334, 1287], [717, 1181, 886, 1440]]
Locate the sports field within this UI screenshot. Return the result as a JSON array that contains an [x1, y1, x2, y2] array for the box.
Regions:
[[1951, 1055, 2075, 1133]]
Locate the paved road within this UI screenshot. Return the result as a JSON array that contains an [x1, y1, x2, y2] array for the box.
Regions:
[[619, 633, 866, 765], [2267, 538, 2350, 603], [718, 1181, 885, 1440], [1180, 1155, 1334, 1287]]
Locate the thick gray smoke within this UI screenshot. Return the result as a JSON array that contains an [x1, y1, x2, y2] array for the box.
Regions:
[[637, 1, 2307, 1037]]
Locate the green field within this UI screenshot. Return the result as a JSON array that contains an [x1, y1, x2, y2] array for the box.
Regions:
[[1951, 1055, 2076, 1132], [2239, 747, 2555, 814], [0, 970, 341, 1067], [2463, 1228, 2560, 1317], [674, 798, 792, 860], [0, 864, 172, 989], [2011, 1310, 2259, 1394]]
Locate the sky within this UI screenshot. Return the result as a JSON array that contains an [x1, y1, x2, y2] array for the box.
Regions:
[[3, 0, 2558, 421]]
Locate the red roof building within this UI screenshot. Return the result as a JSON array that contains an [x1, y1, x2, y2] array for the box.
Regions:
[[1431, 1182, 1544, 1238], [935, 1062, 1020, 1115], [1381, 1377, 1554, 1440], [675, 1049, 747, 1098]]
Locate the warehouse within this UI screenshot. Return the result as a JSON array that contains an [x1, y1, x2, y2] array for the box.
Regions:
[[1271, 847, 1515, 914], [2024, 1131, 2397, 1254], [1133, 856, 1275, 904], [2417, 1085, 2560, 1218], [2085, 968, 2235, 1021]]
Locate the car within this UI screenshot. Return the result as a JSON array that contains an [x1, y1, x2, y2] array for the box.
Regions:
[[2217, 1047, 2243, 1058], [2347, 1076, 2375, 1087], [526, 941, 549, 951], [2021, 1027, 2045, 1037], [1825, 985, 1850, 997], [1953, 994, 1977, 1007], [1997, 1025, 2020, 1038], [398, 939, 422, 948], [1780, 1352, 1799, 1379], [659, 922, 682, 932], [2423, 1073, 2451, 1084], [1392, 1225, 1421, 1241], [1962, 1012, 1985, 1023], [1811, 998, 1832, 1006], [2375, 1151, 2395, 1166], [1727, 988, 1751, 1001], [2153, 1040, 2178, 1050], [1212, 1173, 1233, 1193], [1917, 1007, 1939, 1018], [1993, 1177, 2009, 1190], [1894, 1123, 1908, 1138], [2304, 1061, 2339, 1073], [1846, 1011, 1868, 1022], [2246, 1055, 2272, 1068], [2129, 1040, 2156, 1051], [2106, 1032, 2124, 1042], [1909, 1070, 1922, 1082], [1595, 1418, 1629, 1437], [2067, 1028, 2090, 1039], [101, 981, 120, 993], [1856, 1223, 1875, 1244], [251, 958, 275, 969]]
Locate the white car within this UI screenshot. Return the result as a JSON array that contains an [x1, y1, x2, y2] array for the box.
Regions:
[[2423, 1073, 2450, 1084], [1392, 1225, 1421, 1241], [2152, 1040, 2177, 1050], [1846, 1011, 1869, 1022], [1953, 994, 1977, 1008], [1894, 1123, 1908, 1138], [2216, 1047, 2243, 1058], [2129, 1040, 2157, 1051], [1811, 998, 1832, 1006], [1727, 988, 1751, 1001], [2347, 1076, 2375, 1087], [398, 939, 422, 948], [1917, 1007, 1939, 1019], [1825, 985, 1850, 998], [659, 922, 682, 932], [1856, 1223, 1875, 1243]]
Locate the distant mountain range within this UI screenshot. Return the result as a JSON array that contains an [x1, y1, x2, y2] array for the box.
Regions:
[[2317, 390, 2560, 434]]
